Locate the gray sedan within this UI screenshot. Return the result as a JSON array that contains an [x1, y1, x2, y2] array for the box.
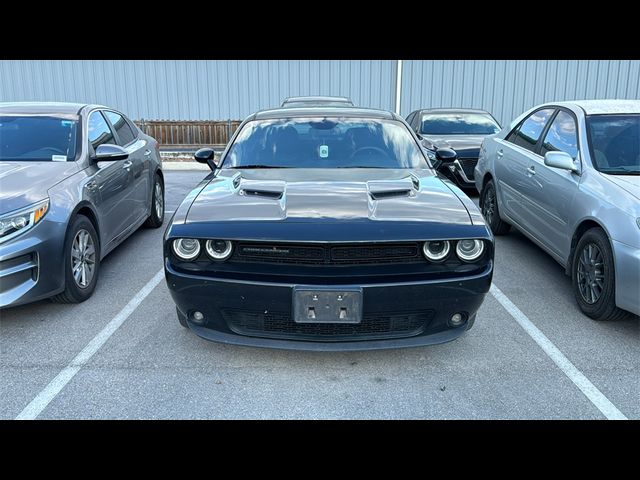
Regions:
[[475, 99, 639, 320], [0, 102, 164, 307]]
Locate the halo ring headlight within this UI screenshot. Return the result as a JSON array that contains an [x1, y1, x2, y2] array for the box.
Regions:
[[205, 239, 233, 261], [456, 239, 485, 262], [423, 240, 451, 262], [172, 238, 201, 260]]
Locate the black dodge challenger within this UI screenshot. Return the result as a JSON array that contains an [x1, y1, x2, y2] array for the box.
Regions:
[[164, 106, 494, 350]]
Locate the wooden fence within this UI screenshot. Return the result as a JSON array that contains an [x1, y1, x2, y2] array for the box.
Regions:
[[135, 120, 241, 148]]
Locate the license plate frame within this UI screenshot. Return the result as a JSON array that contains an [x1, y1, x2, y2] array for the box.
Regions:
[[293, 287, 363, 324]]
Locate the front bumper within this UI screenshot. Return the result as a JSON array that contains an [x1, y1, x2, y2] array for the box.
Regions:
[[0, 219, 66, 308], [612, 239, 640, 316], [165, 261, 493, 351]]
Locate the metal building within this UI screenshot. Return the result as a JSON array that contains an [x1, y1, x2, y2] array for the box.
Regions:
[[1, 60, 638, 125]]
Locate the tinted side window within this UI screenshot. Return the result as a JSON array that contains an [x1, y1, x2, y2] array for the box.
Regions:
[[88, 111, 116, 150], [540, 111, 578, 159], [508, 108, 555, 152], [104, 111, 136, 146]]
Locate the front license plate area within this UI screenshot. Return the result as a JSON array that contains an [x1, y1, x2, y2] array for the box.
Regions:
[[293, 287, 363, 324]]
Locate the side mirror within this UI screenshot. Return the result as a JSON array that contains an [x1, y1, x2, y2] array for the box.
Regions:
[[544, 151, 577, 172], [435, 148, 457, 164], [194, 147, 217, 171], [95, 144, 129, 161]]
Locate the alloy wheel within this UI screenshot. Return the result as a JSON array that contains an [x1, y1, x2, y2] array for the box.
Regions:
[[71, 229, 96, 288], [576, 242, 605, 304], [155, 180, 164, 219]]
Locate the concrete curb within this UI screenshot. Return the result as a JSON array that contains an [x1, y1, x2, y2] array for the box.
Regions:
[[162, 162, 211, 171]]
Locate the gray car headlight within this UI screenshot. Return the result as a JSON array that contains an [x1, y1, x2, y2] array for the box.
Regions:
[[456, 239, 485, 262], [0, 199, 49, 244], [172, 238, 201, 260]]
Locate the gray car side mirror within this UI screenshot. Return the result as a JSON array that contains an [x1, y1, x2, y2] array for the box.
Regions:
[[95, 144, 129, 161], [544, 151, 577, 172]]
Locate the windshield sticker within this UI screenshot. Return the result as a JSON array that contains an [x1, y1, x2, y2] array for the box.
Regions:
[[319, 145, 329, 158], [52, 155, 67, 162], [61, 120, 73, 127]]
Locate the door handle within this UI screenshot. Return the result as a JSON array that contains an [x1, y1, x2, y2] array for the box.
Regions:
[[496, 149, 504, 158], [123, 160, 133, 169], [526, 166, 536, 175], [144, 149, 152, 156]]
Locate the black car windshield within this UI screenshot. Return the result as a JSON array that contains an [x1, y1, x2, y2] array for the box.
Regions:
[[0, 115, 78, 161], [587, 114, 640, 175], [420, 113, 500, 135], [222, 118, 428, 169]]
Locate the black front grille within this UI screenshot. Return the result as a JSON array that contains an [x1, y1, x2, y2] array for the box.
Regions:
[[458, 157, 477, 180], [222, 308, 433, 341], [233, 242, 422, 265]]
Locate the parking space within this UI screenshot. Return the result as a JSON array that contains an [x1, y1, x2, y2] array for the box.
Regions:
[[1, 171, 637, 419]]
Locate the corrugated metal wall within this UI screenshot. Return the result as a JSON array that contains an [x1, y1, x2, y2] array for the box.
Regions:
[[401, 60, 640, 124], [1, 60, 638, 124], [0, 60, 396, 120]]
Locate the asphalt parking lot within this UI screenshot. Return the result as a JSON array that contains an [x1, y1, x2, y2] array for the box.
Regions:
[[1, 170, 638, 419]]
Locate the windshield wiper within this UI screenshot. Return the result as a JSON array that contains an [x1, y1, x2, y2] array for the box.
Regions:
[[232, 165, 290, 169], [336, 166, 387, 169], [600, 166, 640, 175]]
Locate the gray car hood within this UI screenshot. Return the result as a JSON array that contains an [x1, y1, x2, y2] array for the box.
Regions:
[[0, 161, 79, 214], [602, 174, 640, 200], [186, 169, 472, 224], [422, 135, 487, 150]]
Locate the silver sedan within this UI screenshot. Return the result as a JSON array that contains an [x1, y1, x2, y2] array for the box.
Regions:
[[475, 99, 639, 320], [0, 102, 164, 307]]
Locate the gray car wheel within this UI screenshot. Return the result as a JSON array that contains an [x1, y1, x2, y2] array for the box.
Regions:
[[144, 173, 164, 228], [572, 227, 629, 321], [52, 215, 100, 304], [481, 179, 510, 235]]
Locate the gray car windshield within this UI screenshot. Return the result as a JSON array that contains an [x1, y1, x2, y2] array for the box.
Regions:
[[587, 114, 640, 175], [421, 113, 500, 135], [0, 116, 78, 161], [222, 118, 429, 169]]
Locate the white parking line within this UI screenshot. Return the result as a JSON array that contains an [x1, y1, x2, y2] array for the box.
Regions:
[[15, 268, 165, 420], [490, 284, 627, 420]]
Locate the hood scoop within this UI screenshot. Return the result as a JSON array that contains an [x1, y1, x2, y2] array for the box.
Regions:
[[238, 177, 285, 200], [367, 177, 418, 200]]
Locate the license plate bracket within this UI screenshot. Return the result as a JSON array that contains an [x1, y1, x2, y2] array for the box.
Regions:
[[293, 287, 363, 324]]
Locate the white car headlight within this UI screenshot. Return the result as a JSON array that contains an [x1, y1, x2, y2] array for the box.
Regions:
[[456, 239, 485, 262], [0, 199, 49, 244], [172, 238, 201, 260]]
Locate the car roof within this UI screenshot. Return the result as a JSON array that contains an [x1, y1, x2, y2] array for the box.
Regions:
[[0, 101, 105, 115], [555, 99, 640, 115], [417, 108, 493, 115], [252, 106, 397, 120], [282, 95, 352, 104]]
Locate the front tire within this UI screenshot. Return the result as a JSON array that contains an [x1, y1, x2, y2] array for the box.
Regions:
[[481, 179, 510, 235], [52, 215, 100, 304], [144, 173, 164, 228], [572, 227, 628, 321]]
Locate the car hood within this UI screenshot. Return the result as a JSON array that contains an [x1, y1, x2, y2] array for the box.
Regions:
[[186, 169, 473, 225], [0, 161, 79, 214], [422, 135, 486, 153], [601, 174, 640, 200]]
